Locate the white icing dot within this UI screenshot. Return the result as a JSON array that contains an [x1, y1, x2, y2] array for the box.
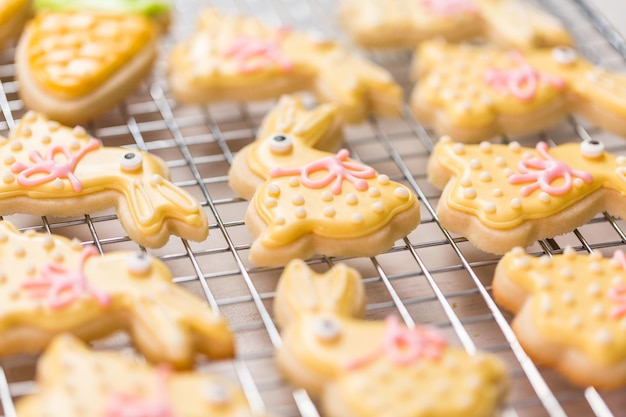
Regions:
[[264, 198, 277, 208], [469, 158, 482, 170], [460, 176, 472, 187], [552, 46, 578, 65], [560, 267, 574, 280], [53, 178, 64, 189], [618, 156, 626, 167], [120, 152, 143, 172], [573, 178, 584, 188], [510, 198, 522, 209], [570, 315, 582, 328], [538, 275, 551, 289], [288, 177, 300, 187], [561, 291, 575, 305], [590, 250, 603, 260], [481, 95, 493, 105], [70, 140, 81, 150], [14, 246, 26, 257], [463, 188, 477, 199], [3, 155, 14, 165], [22, 111, 36, 122], [458, 101, 472, 112], [47, 121, 60, 131], [503, 168, 514, 177], [394, 187, 409, 199], [589, 262, 603, 274], [42, 235, 55, 250], [203, 383, 231, 405], [580, 140, 604, 159], [522, 151, 533, 160], [323, 206, 336, 217], [267, 183, 281, 197], [371, 202, 384, 213], [595, 328, 612, 345], [478, 172, 492, 182], [346, 193, 358, 205], [321, 190, 333, 202], [0, 231, 7, 242], [440, 135, 452, 143], [127, 252, 152, 276], [368, 187, 381, 198], [352, 213, 364, 223], [291, 194, 305, 206], [541, 297, 552, 313], [495, 156, 506, 167], [10, 141, 22, 151], [539, 256, 552, 267], [514, 257, 531, 269], [150, 175, 163, 185], [295, 207, 307, 218], [479, 141, 492, 153], [52, 251, 64, 263], [508, 141, 521, 152], [2, 172, 14, 184], [377, 174, 390, 185], [21, 125, 32, 137], [588, 283, 601, 296], [492, 188, 503, 197], [591, 303, 604, 317], [483, 202, 496, 213], [453, 143, 465, 155], [41, 135, 51, 145], [512, 247, 525, 256], [273, 216, 286, 225], [73, 126, 87, 137], [564, 246, 576, 258], [613, 276, 624, 285], [539, 192, 550, 202]]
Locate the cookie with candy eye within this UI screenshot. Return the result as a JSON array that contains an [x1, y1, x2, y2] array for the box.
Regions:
[[337, 0, 571, 50], [16, 0, 170, 125], [16, 335, 262, 417], [0, 111, 208, 248], [494, 246, 626, 388], [427, 137, 626, 254], [168, 10, 402, 124], [411, 40, 626, 143], [0, 220, 233, 368]]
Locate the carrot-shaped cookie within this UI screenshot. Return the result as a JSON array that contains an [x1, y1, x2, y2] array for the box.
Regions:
[[0, 220, 233, 368], [339, 0, 571, 50], [228, 96, 420, 266], [16, 335, 262, 417], [428, 137, 626, 254], [168, 10, 402, 124], [16, 0, 170, 125], [275, 259, 508, 417], [0, 111, 208, 248], [411, 40, 626, 142], [0, 0, 31, 50], [494, 247, 626, 388]]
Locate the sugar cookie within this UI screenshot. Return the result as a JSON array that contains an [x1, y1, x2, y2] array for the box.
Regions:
[[16, 0, 169, 125], [411, 40, 626, 143], [275, 259, 508, 417], [0, 0, 31, 50], [428, 137, 626, 254], [168, 10, 402, 124], [338, 0, 571, 49], [0, 220, 233, 368], [0, 111, 208, 248], [228, 96, 420, 266], [494, 246, 626, 388], [16, 335, 263, 417]]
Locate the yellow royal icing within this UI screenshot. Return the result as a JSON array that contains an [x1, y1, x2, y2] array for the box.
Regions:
[[26, 12, 156, 97], [431, 137, 626, 229], [0, 0, 28, 27], [498, 247, 626, 366]]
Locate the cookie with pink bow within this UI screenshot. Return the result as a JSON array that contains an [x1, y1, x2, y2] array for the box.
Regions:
[[494, 246, 626, 388], [168, 10, 402, 124], [16, 335, 266, 417], [411, 40, 626, 143], [228, 96, 420, 267], [274, 259, 509, 417], [428, 137, 626, 254], [0, 220, 233, 369], [338, 0, 571, 49]]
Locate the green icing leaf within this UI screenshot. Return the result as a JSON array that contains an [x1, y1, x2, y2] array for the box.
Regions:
[[34, 0, 172, 16]]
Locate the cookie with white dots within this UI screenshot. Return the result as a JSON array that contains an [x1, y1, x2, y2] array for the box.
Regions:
[[494, 246, 626, 388], [428, 136, 626, 254], [229, 96, 420, 267], [0, 111, 207, 248], [16, 334, 263, 417], [275, 259, 509, 417], [0, 220, 233, 368], [411, 40, 626, 143]]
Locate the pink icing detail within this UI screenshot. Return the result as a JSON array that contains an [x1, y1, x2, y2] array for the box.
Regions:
[[10, 138, 101, 192], [608, 251, 626, 319], [103, 366, 179, 417], [21, 246, 111, 310], [344, 316, 447, 370], [418, 0, 478, 16], [508, 141, 593, 197], [269, 149, 376, 195], [484, 52, 566, 101], [223, 28, 293, 74]]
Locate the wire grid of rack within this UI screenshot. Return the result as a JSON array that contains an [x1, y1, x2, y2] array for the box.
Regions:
[[1, 0, 626, 416]]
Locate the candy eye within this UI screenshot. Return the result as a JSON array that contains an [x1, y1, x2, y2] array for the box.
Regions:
[[268, 134, 293, 154], [313, 317, 341, 343], [580, 139, 604, 158], [120, 152, 143, 172], [127, 252, 152, 276], [552, 47, 578, 65]]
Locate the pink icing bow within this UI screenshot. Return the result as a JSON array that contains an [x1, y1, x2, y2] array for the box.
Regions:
[[270, 149, 376, 195], [484, 52, 565, 101], [608, 250, 626, 319], [418, 0, 478, 16], [21, 246, 111, 310], [345, 316, 447, 370], [223, 28, 293, 74], [11, 138, 101, 192], [508, 141, 593, 197]]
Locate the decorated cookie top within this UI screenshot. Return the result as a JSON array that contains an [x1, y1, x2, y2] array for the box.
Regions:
[[0, 112, 207, 248], [498, 247, 626, 366], [15, 335, 261, 417], [430, 137, 626, 229], [0, 220, 233, 367], [34, 0, 172, 16], [26, 11, 156, 96]]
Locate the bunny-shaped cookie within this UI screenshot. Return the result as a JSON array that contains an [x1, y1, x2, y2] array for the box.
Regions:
[[229, 96, 420, 267], [168, 10, 402, 124], [411, 40, 626, 142], [275, 259, 508, 417], [428, 137, 626, 254]]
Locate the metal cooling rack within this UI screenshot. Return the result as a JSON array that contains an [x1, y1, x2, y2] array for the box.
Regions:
[[1, 0, 626, 416]]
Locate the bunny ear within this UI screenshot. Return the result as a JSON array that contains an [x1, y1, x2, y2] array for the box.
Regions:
[[323, 263, 366, 319]]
